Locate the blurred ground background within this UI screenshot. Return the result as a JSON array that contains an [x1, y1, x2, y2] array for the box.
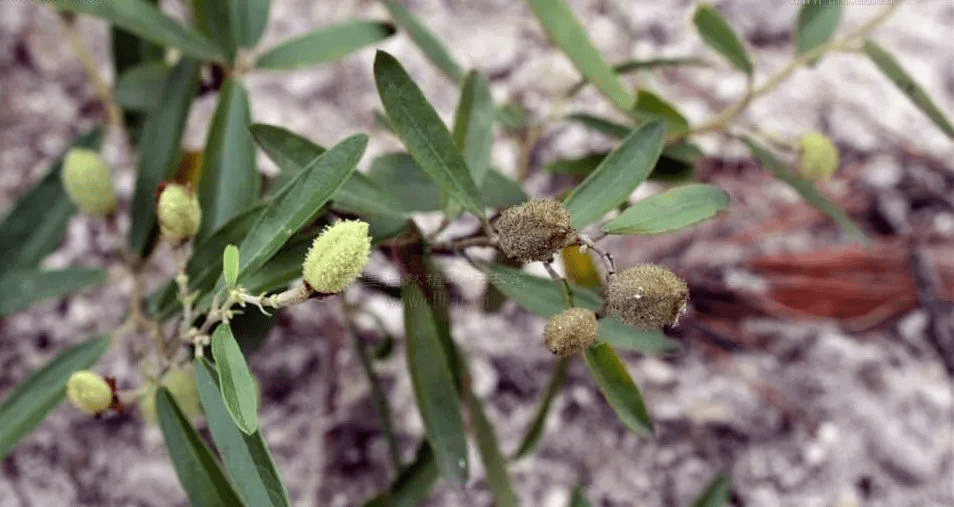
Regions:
[[1, 0, 953, 506]]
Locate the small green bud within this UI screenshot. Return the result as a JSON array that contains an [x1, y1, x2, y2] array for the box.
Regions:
[[67, 370, 113, 416], [139, 364, 202, 424], [301, 220, 371, 294], [798, 131, 839, 182], [156, 183, 201, 243], [223, 244, 239, 288], [495, 198, 576, 262], [606, 263, 688, 329], [61, 148, 117, 216], [543, 307, 599, 356]]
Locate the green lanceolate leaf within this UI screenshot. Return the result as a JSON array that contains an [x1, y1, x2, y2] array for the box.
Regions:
[[0, 268, 105, 318], [367, 152, 442, 212], [156, 388, 245, 507], [795, 3, 841, 61], [452, 70, 495, 187], [480, 169, 527, 210], [582, 343, 653, 435], [402, 283, 468, 487], [236, 134, 367, 284], [568, 485, 595, 507], [380, 0, 465, 83], [691, 473, 731, 507], [115, 62, 169, 111], [49, 0, 224, 62], [362, 442, 439, 507], [568, 57, 706, 96], [191, 0, 236, 62], [374, 51, 484, 217], [464, 388, 519, 507], [197, 78, 258, 242], [602, 183, 729, 235], [0, 336, 109, 459], [129, 58, 202, 256], [0, 128, 101, 277], [525, 0, 633, 111], [257, 20, 395, 70], [513, 356, 570, 459], [482, 263, 678, 355], [563, 119, 666, 229], [566, 113, 631, 138], [195, 359, 291, 507], [633, 90, 690, 136], [210, 324, 259, 434], [692, 4, 753, 76], [862, 40, 954, 139], [545, 152, 608, 176], [231, 0, 270, 49], [742, 137, 868, 244]]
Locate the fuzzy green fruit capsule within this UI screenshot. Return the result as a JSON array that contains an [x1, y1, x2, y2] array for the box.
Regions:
[[67, 370, 113, 416], [61, 148, 117, 216], [223, 244, 239, 288], [156, 183, 201, 243], [544, 307, 599, 356], [139, 364, 202, 424], [496, 198, 576, 262], [302, 220, 371, 294], [606, 263, 688, 329], [798, 131, 839, 182]]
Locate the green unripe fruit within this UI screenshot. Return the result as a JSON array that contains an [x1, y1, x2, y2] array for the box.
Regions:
[[61, 148, 117, 216], [302, 220, 371, 293], [543, 307, 599, 356], [67, 370, 113, 416], [606, 263, 688, 329], [139, 364, 202, 424], [156, 183, 201, 243], [496, 198, 576, 262], [798, 131, 839, 182]]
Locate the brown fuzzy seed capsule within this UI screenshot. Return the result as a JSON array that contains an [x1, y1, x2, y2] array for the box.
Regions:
[[605, 263, 688, 329], [496, 198, 575, 262], [543, 308, 599, 356]]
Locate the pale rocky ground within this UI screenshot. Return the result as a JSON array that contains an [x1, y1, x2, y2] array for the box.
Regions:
[[0, 0, 953, 506]]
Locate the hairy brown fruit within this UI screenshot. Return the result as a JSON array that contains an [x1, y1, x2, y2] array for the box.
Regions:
[[605, 263, 688, 329], [543, 307, 598, 356], [496, 198, 575, 262]]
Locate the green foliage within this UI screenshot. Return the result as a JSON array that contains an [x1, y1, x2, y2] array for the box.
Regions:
[[692, 4, 753, 75]]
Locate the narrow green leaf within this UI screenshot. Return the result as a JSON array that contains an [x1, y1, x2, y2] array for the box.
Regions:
[[380, 0, 465, 83], [582, 343, 653, 435], [197, 78, 258, 242], [367, 152, 442, 212], [563, 119, 666, 229], [0, 336, 109, 459], [236, 134, 367, 284], [191, 0, 235, 62], [210, 324, 259, 434], [223, 244, 240, 288], [465, 389, 519, 507], [602, 183, 729, 235], [231, 0, 270, 48], [0, 268, 105, 318], [795, 4, 841, 60], [156, 388, 245, 507], [633, 90, 690, 136], [480, 169, 527, 210], [256, 20, 395, 70], [513, 356, 570, 459], [402, 283, 468, 487], [195, 359, 291, 507], [452, 71, 495, 187], [349, 327, 401, 470], [50, 0, 225, 62], [568, 57, 706, 96], [545, 152, 608, 176], [566, 113, 631, 138], [743, 137, 868, 244], [692, 4, 753, 75], [129, 58, 202, 256], [691, 473, 731, 507], [0, 128, 101, 277], [568, 484, 595, 507], [482, 263, 678, 355], [862, 40, 954, 139], [374, 51, 484, 217], [524, 0, 633, 111], [362, 442, 439, 507], [114, 61, 169, 111], [237, 235, 311, 298]]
